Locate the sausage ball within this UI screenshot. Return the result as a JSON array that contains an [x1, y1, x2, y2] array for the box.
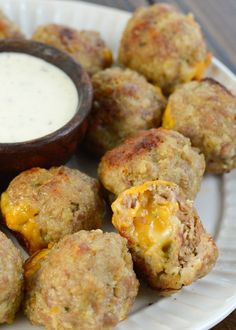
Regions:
[[112, 180, 218, 294], [0, 231, 23, 324], [32, 24, 113, 76], [162, 78, 236, 173], [119, 4, 211, 94], [85, 67, 166, 155], [0, 10, 24, 39], [24, 230, 139, 330], [98, 128, 205, 200], [1, 166, 105, 254]]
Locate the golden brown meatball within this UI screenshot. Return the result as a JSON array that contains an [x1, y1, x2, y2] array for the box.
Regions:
[[119, 4, 211, 94], [0, 231, 23, 324], [162, 78, 236, 173], [0, 10, 24, 39], [85, 67, 166, 155], [1, 166, 105, 254], [98, 128, 205, 200], [24, 230, 139, 330], [32, 24, 113, 76], [112, 180, 218, 294]]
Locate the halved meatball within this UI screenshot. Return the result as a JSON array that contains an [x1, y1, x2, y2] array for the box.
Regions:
[[24, 230, 139, 330], [1, 166, 105, 254], [112, 180, 218, 294], [85, 67, 166, 155], [162, 78, 236, 173], [98, 128, 205, 200], [119, 4, 211, 94], [32, 24, 113, 76], [0, 10, 24, 39], [0, 231, 23, 324]]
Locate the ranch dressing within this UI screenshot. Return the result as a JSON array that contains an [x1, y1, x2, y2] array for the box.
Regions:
[[0, 52, 78, 143]]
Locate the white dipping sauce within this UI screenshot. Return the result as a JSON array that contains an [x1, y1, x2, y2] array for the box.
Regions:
[[0, 52, 79, 142]]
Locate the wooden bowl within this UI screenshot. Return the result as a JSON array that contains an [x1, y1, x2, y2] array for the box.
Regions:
[[0, 39, 92, 174]]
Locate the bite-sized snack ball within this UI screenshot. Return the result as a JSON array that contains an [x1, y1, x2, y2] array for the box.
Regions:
[[0, 231, 23, 324], [162, 78, 236, 173], [32, 24, 113, 76], [0, 10, 24, 39], [119, 4, 211, 94], [85, 67, 166, 155], [98, 128, 205, 200], [112, 180, 218, 294], [1, 166, 104, 254], [24, 230, 139, 330]]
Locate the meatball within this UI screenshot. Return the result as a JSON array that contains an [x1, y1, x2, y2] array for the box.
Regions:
[[0, 10, 24, 39], [162, 78, 236, 173], [112, 180, 218, 294], [0, 231, 23, 324], [24, 230, 139, 330], [119, 4, 211, 94], [32, 24, 113, 76], [98, 128, 205, 200], [85, 67, 166, 155], [1, 166, 104, 254]]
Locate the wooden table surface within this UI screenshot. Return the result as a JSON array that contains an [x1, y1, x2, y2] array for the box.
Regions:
[[81, 0, 235, 329]]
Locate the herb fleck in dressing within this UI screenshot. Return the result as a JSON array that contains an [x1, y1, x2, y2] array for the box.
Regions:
[[0, 52, 78, 142]]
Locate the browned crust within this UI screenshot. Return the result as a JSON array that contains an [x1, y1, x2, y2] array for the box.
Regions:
[[118, 4, 210, 94], [32, 24, 113, 76], [100, 128, 165, 166], [202, 77, 236, 97], [164, 78, 236, 173]]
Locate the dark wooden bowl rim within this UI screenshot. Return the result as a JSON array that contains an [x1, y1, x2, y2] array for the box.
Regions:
[[0, 39, 92, 152]]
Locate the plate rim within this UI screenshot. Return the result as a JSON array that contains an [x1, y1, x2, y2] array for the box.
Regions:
[[0, 0, 236, 329]]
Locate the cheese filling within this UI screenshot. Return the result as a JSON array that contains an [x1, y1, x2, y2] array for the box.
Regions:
[[1, 192, 44, 253], [112, 181, 179, 256]]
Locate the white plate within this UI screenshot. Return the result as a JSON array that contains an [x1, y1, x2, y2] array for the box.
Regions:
[[0, 0, 236, 329]]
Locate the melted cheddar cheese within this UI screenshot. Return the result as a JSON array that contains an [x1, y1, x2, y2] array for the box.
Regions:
[[162, 104, 175, 129], [24, 247, 51, 279], [112, 180, 179, 255], [1, 192, 44, 253], [186, 52, 212, 81], [102, 47, 113, 65], [132, 201, 178, 250]]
